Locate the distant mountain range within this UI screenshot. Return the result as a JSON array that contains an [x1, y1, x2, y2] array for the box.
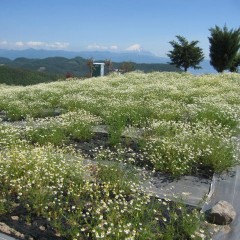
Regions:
[[0, 48, 167, 63], [0, 48, 216, 74]]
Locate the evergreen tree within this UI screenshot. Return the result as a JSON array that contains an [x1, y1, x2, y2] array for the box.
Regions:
[[229, 53, 240, 73], [167, 35, 204, 72], [209, 25, 240, 72]]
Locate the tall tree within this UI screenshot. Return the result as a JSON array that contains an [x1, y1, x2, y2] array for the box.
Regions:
[[209, 25, 240, 72], [104, 59, 113, 75], [167, 35, 204, 72], [86, 58, 94, 77]]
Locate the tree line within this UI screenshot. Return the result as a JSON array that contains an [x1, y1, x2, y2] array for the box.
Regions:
[[167, 25, 240, 72], [85, 58, 181, 77]]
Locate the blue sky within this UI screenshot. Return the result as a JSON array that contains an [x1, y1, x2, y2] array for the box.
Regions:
[[0, 0, 239, 58]]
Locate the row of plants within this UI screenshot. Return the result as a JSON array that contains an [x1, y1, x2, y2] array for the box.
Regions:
[[1, 72, 239, 125], [93, 120, 234, 177]]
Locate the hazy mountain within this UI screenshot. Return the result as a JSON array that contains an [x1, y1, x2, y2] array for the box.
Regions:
[[0, 48, 78, 60], [0, 48, 168, 64], [77, 50, 168, 64]]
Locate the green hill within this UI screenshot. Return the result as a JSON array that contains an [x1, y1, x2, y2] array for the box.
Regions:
[[0, 57, 11, 64], [0, 65, 59, 86], [2, 57, 90, 77]]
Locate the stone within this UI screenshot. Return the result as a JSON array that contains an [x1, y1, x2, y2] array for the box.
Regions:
[[39, 225, 46, 231], [53, 108, 62, 116], [11, 215, 19, 221], [207, 200, 236, 225], [0, 110, 7, 120]]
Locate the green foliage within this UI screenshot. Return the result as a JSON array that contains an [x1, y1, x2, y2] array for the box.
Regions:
[[26, 126, 70, 146], [113, 62, 182, 73], [229, 53, 240, 72], [25, 111, 96, 145], [135, 62, 182, 72], [167, 35, 204, 72], [120, 61, 135, 73], [209, 25, 240, 72]]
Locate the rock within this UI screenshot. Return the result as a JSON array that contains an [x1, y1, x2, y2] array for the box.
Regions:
[[207, 200, 236, 225], [11, 215, 19, 221], [53, 108, 62, 116], [39, 225, 46, 231], [0, 110, 7, 120]]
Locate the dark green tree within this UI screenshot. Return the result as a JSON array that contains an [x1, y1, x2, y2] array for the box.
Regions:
[[167, 35, 204, 72], [209, 25, 240, 73], [120, 61, 135, 73], [229, 53, 240, 72]]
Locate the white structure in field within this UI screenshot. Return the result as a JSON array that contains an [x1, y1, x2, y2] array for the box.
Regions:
[[93, 63, 105, 77]]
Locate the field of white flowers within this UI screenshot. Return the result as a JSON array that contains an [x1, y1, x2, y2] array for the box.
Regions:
[[0, 72, 240, 239]]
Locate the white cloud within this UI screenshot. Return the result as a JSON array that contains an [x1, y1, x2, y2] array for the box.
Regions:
[[87, 43, 119, 51], [87, 43, 108, 50], [0, 40, 8, 45], [27, 41, 45, 47], [47, 42, 69, 49], [15, 41, 24, 47], [126, 43, 142, 51], [12, 41, 69, 49], [110, 45, 118, 50]]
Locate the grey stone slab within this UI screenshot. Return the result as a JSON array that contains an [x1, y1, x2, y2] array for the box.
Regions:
[[142, 174, 211, 207], [92, 125, 109, 135], [83, 157, 212, 207], [0, 233, 17, 240]]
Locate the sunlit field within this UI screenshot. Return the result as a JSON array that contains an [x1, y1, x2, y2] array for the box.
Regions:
[[0, 72, 239, 239]]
